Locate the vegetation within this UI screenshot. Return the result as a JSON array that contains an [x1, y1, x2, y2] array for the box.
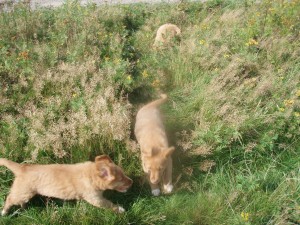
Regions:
[[0, 0, 299, 224]]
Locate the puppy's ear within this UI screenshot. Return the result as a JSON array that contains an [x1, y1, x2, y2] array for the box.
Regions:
[[162, 146, 175, 158], [95, 155, 113, 164], [96, 156, 115, 181], [99, 166, 115, 181]]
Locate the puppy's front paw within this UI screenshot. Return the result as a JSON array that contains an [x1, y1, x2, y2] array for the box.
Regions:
[[151, 188, 160, 196], [1, 209, 7, 216], [118, 206, 125, 213], [163, 184, 173, 193], [113, 206, 125, 213]]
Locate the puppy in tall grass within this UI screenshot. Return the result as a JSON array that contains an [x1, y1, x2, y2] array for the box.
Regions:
[[153, 23, 181, 49], [0, 155, 132, 215], [135, 94, 175, 196]]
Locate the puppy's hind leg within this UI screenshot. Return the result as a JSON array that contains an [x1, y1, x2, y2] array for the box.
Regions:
[[2, 180, 35, 216]]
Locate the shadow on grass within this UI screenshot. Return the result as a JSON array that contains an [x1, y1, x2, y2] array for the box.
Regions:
[[103, 175, 150, 210], [2, 195, 78, 218]]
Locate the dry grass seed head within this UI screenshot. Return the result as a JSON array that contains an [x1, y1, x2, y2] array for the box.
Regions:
[[176, 130, 193, 151], [199, 160, 216, 172], [191, 145, 213, 157], [16, 60, 132, 159]]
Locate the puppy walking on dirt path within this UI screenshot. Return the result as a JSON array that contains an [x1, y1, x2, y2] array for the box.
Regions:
[[0, 155, 132, 215], [134, 94, 175, 196]]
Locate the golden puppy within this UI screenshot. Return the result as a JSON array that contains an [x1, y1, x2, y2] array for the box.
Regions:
[[153, 23, 181, 48], [0, 155, 132, 215], [134, 94, 175, 196]]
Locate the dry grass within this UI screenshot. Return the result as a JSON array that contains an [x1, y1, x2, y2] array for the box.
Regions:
[[25, 60, 131, 159], [1, 52, 132, 160]]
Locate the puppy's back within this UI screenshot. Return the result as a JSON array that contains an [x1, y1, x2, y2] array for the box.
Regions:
[[135, 95, 168, 150], [135, 94, 167, 129], [22, 162, 94, 199]]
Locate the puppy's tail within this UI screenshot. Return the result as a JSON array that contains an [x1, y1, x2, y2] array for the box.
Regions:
[[0, 158, 22, 175], [146, 94, 168, 108]]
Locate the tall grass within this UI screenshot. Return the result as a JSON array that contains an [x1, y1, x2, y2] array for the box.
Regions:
[[0, 0, 299, 224]]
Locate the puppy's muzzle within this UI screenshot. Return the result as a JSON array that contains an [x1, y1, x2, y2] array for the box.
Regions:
[[116, 178, 133, 192]]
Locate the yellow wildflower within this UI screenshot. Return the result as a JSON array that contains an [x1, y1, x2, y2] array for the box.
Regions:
[[223, 54, 230, 58], [269, 8, 276, 13], [284, 99, 294, 107], [241, 212, 249, 222], [279, 107, 285, 112], [126, 75, 132, 81], [246, 38, 258, 46], [296, 90, 300, 97], [142, 70, 149, 78], [294, 112, 300, 117], [152, 79, 160, 87], [199, 39, 206, 45], [201, 24, 208, 30], [114, 58, 121, 64]]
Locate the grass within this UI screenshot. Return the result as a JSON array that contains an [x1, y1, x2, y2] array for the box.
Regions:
[[0, 0, 299, 224]]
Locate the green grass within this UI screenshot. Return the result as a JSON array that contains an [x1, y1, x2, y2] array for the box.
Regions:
[[0, 0, 299, 224]]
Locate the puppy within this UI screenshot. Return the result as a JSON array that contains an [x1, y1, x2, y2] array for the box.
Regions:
[[153, 23, 181, 49], [134, 94, 175, 196], [0, 155, 132, 215]]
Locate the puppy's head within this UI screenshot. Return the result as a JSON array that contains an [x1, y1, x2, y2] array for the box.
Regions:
[[142, 146, 175, 184], [94, 155, 133, 192]]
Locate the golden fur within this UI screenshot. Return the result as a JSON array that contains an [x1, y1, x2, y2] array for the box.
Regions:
[[153, 23, 181, 48], [0, 155, 132, 215], [134, 94, 175, 196]]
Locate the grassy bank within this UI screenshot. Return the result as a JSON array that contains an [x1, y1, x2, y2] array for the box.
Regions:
[[0, 0, 299, 224]]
